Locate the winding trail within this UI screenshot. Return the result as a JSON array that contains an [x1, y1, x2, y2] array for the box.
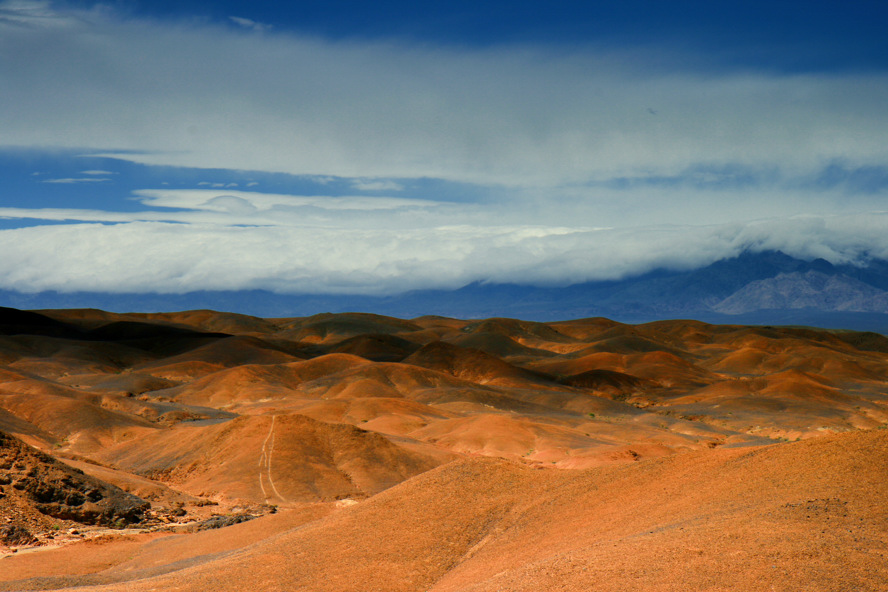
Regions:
[[258, 415, 287, 504]]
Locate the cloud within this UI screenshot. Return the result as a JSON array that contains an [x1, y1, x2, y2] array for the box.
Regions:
[[351, 180, 405, 192], [0, 177, 885, 295], [202, 195, 257, 216], [42, 177, 110, 183], [0, 0, 69, 27], [0, 0, 886, 191], [1, 1, 887, 297], [0, 211, 887, 295], [229, 16, 271, 33], [0, 188, 445, 228], [132, 189, 442, 214]]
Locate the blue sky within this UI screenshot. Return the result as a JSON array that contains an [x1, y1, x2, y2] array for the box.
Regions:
[[1, 0, 888, 296]]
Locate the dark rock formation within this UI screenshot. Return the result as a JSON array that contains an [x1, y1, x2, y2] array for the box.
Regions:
[[0, 431, 149, 526], [0, 524, 37, 546], [190, 513, 256, 532]]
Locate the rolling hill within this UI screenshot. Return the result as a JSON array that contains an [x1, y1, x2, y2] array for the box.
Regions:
[[1, 306, 887, 590]]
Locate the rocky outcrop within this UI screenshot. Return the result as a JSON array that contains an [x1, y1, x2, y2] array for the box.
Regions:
[[0, 431, 148, 526], [0, 524, 37, 546]]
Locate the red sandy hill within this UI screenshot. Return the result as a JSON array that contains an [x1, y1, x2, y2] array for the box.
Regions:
[[1, 306, 887, 590]]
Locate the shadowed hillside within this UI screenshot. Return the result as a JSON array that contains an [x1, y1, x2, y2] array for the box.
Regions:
[[1, 307, 887, 590]]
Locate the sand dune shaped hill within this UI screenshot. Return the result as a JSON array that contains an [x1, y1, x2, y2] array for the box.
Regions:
[[629, 318, 717, 343], [134, 335, 305, 370], [458, 317, 577, 346], [293, 360, 504, 400], [35, 308, 142, 330], [704, 329, 883, 369], [0, 389, 158, 454], [446, 331, 558, 361], [1, 307, 888, 590], [522, 350, 628, 376], [341, 397, 458, 434], [64, 322, 234, 369], [325, 333, 421, 362], [558, 368, 653, 391], [95, 413, 443, 504], [278, 312, 424, 344], [546, 316, 625, 341], [131, 309, 283, 336], [401, 315, 474, 343], [3, 428, 884, 592], [582, 332, 680, 356], [0, 335, 151, 378], [130, 338, 314, 384], [162, 363, 319, 407], [406, 412, 712, 466], [59, 372, 179, 396], [756, 351, 888, 384], [245, 396, 461, 442], [410, 413, 585, 459], [162, 353, 373, 407], [403, 341, 559, 388], [527, 348, 717, 392], [0, 308, 85, 340], [0, 407, 58, 448], [702, 345, 773, 374]]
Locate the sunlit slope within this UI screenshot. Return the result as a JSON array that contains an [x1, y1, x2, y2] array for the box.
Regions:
[[2, 306, 888, 590], [97, 413, 443, 504], [10, 428, 885, 592], [2, 307, 888, 473]]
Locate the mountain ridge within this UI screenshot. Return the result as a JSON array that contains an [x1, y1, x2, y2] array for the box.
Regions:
[[4, 251, 888, 331]]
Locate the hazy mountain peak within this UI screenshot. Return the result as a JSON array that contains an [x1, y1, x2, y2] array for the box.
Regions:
[[713, 270, 888, 314]]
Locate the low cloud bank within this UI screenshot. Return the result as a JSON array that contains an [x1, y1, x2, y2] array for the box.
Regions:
[[1, 2, 886, 296], [1, 212, 886, 295]]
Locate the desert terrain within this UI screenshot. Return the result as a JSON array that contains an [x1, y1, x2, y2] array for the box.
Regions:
[[1, 305, 886, 591]]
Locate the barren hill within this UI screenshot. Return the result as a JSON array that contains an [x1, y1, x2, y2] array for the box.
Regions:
[[0, 430, 148, 544], [1, 307, 887, 590]]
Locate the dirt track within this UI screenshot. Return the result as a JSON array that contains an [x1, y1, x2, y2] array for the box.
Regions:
[[2, 308, 888, 590]]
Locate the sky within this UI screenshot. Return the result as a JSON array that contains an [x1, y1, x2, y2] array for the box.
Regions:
[[1, 0, 888, 296]]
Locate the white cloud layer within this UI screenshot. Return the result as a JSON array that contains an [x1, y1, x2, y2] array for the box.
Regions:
[[1, 0, 887, 188], [1, 1, 887, 296], [1, 195, 887, 294]]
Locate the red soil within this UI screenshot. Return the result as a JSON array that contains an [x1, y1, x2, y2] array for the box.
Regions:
[[1, 308, 887, 590]]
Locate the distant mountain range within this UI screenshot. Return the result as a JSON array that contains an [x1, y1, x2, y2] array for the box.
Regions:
[[5, 250, 888, 332]]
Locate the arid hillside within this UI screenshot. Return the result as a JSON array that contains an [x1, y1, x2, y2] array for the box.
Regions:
[[1, 306, 887, 591]]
